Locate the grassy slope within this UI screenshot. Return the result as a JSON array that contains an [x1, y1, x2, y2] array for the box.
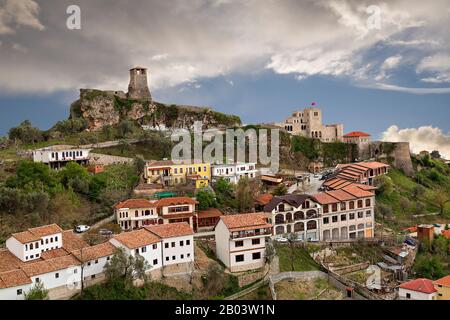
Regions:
[[276, 245, 320, 272], [376, 168, 450, 230]]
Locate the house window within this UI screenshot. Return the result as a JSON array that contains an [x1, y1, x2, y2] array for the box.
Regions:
[[152, 244, 157, 250], [252, 252, 261, 260], [181, 254, 184, 259], [341, 203, 346, 211], [323, 217, 329, 224], [153, 259, 158, 265], [252, 239, 260, 245], [406, 293, 411, 299], [171, 242, 175, 248], [186, 240, 190, 245], [106, 257, 110, 261], [366, 210, 372, 217], [172, 256, 175, 260], [349, 201, 355, 209], [180, 241, 184, 246], [30, 243, 34, 250], [165, 257, 169, 261], [135, 249, 139, 254], [358, 212, 363, 219], [17, 289, 22, 295], [35, 278, 40, 283], [74, 269, 78, 274], [141, 247, 147, 253], [55, 273, 59, 279], [323, 205, 329, 214], [365, 199, 371, 207], [91, 275, 96, 280], [55, 236, 58, 242], [87, 262, 91, 266], [341, 214, 347, 221], [187, 253, 191, 258], [349, 213, 355, 220], [165, 243, 169, 249], [332, 216, 338, 223], [235, 255, 244, 262], [332, 204, 338, 212], [235, 241, 244, 247], [357, 200, 363, 208]]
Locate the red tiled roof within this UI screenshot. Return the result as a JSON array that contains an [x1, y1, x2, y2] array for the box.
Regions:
[[111, 229, 160, 249], [399, 278, 437, 294], [71, 242, 116, 262], [344, 131, 371, 137], [220, 213, 271, 231], [312, 192, 340, 205], [145, 222, 194, 238], [114, 198, 156, 209], [62, 230, 89, 252], [12, 224, 63, 244], [0, 269, 31, 289], [146, 160, 174, 168], [255, 194, 273, 205], [434, 275, 450, 287], [342, 185, 374, 198], [197, 208, 223, 219], [155, 197, 198, 207], [21, 255, 80, 277]]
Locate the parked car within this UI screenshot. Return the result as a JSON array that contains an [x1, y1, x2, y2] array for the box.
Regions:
[[99, 229, 113, 236], [75, 225, 90, 233], [275, 236, 288, 243]]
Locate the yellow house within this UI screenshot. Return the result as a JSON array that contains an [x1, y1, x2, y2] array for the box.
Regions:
[[144, 160, 211, 187], [434, 275, 450, 300]]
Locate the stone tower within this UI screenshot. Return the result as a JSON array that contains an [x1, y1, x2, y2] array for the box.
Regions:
[[127, 67, 152, 101]]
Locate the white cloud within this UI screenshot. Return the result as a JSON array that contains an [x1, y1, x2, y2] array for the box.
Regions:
[[0, 0, 449, 93], [417, 54, 450, 83], [382, 125, 450, 159], [0, 0, 44, 34], [362, 83, 450, 94]]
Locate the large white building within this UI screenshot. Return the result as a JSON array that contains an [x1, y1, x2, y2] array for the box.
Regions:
[[0, 222, 195, 300], [264, 184, 376, 241], [211, 162, 258, 184], [214, 213, 272, 273], [32, 145, 90, 169]]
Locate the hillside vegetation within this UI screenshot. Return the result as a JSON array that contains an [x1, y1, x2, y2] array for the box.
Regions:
[[375, 155, 450, 230]]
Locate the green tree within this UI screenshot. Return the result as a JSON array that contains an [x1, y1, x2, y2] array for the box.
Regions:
[[374, 175, 394, 195], [8, 120, 44, 144], [196, 189, 217, 210], [235, 177, 255, 212], [7, 161, 57, 191], [104, 248, 149, 289], [413, 255, 445, 279], [25, 282, 49, 300], [375, 203, 393, 221], [272, 184, 288, 196]]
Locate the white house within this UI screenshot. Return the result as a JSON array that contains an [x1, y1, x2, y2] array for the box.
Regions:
[[114, 198, 159, 230], [215, 213, 272, 273], [144, 223, 195, 267], [6, 224, 63, 262], [32, 146, 90, 169], [109, 228, 163, 271], [398, 278, 438, 300], [212, 162, 258, 184]]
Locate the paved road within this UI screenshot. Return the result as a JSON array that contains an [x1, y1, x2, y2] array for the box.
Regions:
[[288, 176, 322, 195]]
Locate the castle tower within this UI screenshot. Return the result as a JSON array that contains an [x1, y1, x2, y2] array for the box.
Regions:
[[127, 66, 152, 101]]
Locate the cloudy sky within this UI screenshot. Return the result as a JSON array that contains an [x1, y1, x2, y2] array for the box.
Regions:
[[0, 0, 449, 156]]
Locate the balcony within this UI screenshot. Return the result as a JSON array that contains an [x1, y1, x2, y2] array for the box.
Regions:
[[230, 229, 272, 239]]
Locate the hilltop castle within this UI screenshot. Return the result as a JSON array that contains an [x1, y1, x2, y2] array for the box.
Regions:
[[282, 104, 344, 142]]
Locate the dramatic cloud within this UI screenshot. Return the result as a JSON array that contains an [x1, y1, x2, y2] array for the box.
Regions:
[[0, 0, 45, 34], [382, 125, 450, 159], [0, 0, 449, 93]]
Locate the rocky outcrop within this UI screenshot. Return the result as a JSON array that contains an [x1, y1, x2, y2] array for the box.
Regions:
[[69, 89, 241, 131]]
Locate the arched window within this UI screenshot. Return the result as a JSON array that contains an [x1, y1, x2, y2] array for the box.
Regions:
[[306, 220, 317, 230], [294, 211, 304, 220], [306, 209, 316, 218], [349, 201, 355, 209], [275, 214, 284, 224], [294, 222, 304, 232], [365, 199, 371, 207], [285, 213, 292, 222], [135, 210, 139, 217], [275, 226, 285, 235], [357, 200, 363, 208]]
